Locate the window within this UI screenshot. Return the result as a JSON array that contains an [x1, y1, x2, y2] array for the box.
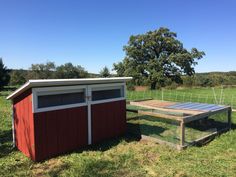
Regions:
[[38, 92, 85, 108], [91, 85, 125, 102], [32, 83, 126, 113], [92, 89, 121, 101], [32, 85, 87, 113]]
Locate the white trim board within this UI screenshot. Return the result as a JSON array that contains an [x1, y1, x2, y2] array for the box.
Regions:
[[87, 86, 92, 145], [12, 105, 15, 147], [7, 77, 132, 100]]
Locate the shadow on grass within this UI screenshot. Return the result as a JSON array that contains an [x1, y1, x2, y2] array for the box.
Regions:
[[128, 115, 179, 125], [81, 132, 141, 153], [128, 115, 179, 136], [0, 129, 16, 158], [73, 116, 163, 153], [231, 123, 236, 130], [186, 118, 230, 131]]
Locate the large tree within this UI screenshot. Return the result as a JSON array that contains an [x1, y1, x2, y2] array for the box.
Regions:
[[113, 27, 205, 89], [0, 58, 10, 88]]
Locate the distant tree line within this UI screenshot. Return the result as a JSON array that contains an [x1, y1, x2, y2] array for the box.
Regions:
[[181, 72, 236, 88], [0, 59, 112, 88], [1, 58, 236, 89]]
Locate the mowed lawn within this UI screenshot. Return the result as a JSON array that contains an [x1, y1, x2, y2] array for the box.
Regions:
[[1, 88, 236, 177]]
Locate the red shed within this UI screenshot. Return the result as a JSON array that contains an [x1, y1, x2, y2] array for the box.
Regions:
[[7, 77, 132, 161]]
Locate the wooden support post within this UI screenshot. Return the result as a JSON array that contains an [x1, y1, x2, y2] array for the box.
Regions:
[[180, 121, 185, 147], [228, 108, 232, 129]]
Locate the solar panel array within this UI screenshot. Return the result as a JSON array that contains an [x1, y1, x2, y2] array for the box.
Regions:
[[165, 102, 226, 112]]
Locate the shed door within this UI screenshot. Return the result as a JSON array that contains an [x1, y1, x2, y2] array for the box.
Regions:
[[87, 83, 126, 144]]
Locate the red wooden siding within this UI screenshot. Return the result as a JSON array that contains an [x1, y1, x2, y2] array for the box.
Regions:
[[91, 100, 126, 144], [34, 106, 88, 161], [13, 89, 36, 160], [13, 88, 126, 161]]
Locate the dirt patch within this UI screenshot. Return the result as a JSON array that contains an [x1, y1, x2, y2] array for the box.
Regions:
[[134, 86, 149, 91], [136, 100, 176, 108], [32, 158, 67, 176]]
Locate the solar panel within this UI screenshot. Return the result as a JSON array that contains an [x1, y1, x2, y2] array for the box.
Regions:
[[165, 102, 225, 112]]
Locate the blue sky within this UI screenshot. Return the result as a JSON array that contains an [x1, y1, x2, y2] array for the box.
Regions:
[[0, 0, 236, 73]]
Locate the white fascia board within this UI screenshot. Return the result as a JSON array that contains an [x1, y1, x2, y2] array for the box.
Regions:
[[6, 77, 132, 100], [6, 81, 31, 100]]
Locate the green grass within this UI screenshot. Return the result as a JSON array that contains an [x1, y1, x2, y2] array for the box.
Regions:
[[127, 87, 236, 108], [1, 88, 236, 176], [127, 111, 229, 146]]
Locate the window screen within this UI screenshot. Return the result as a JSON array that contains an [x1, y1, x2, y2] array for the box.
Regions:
[[92, 88, 122, 101], [38, 92, 85, 108]]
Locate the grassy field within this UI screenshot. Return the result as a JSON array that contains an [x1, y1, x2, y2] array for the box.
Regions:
[[1, 88, 236, 176], [127, 87, 236, 108]]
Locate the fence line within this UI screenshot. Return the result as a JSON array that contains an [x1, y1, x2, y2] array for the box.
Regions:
[[126, 90, 236, 109]]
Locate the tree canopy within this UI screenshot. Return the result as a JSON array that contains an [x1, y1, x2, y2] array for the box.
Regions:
[[99, 66, 111, 77], [0, 58, 10, 88], [55, 62, 88, 79], [28, 61, 56, 79], [9, 69, 27, 86], [113, 27, 205, 89]]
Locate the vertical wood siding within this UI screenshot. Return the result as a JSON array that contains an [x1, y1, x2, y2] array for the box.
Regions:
[[34, 106, 88, 161], [91, 100, 126, 144], [13, 90, 126, 161], [13, 89, 36, 160]]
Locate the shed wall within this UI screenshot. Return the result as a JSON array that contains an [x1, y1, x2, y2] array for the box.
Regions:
[[34, 106, 88, 161], [13, 89, 35, 160], [12, 86, 127, 161], [91, 100, 126, 144]]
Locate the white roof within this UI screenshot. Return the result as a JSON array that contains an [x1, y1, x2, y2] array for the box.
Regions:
[[7, 77, 132, 100]]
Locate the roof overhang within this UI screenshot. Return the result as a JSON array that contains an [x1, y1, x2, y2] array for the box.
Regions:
[[7, 77, 132, 100]]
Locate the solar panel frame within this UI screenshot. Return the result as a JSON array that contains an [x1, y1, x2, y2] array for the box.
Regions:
[[166, 102, 226, 112]]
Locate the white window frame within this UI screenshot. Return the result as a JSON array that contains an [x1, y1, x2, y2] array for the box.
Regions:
[[89, 82, 126, 105], [32, 85, 87, 113]]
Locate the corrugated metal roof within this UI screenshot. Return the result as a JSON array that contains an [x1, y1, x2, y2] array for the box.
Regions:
[[7, 77, 132, 100], [165, 102, 226, 112]]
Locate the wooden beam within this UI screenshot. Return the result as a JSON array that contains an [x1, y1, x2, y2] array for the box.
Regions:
[[180, 121, 185, 147], [126, 108, 138, 113], [130, 101, 203, 115], [193, 131, 217, 143], [188, 127, 230, 146], [131, 98, 153, 102], [138, 110, 183, 122], [183, 112, 210, 123], [228, 107, 232, 129], [183, 107, 231, 123]]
